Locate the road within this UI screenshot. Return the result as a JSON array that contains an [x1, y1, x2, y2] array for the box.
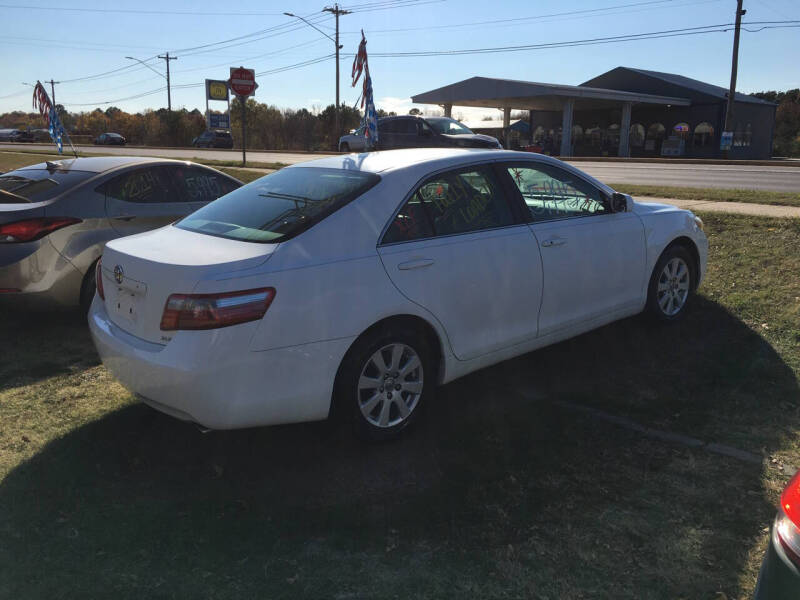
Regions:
[[4, 143, 800, 192]]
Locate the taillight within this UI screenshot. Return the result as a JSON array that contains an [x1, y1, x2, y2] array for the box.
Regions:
[[95, 259, 104, 301], [160, 288, 275, 331], [0, 217, 81, 243], [776, 471, 800, 568]]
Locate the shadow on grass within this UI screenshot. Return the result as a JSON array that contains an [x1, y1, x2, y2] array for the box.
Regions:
[[0, 308, 97, 393], [0, 299, 797, 599]]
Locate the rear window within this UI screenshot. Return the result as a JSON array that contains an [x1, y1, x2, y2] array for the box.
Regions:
[[0, 168, 92, 203], [175, 167, 380, 243]]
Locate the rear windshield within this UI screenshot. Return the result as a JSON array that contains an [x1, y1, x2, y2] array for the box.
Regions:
[[0, 168, 92, 203], [175, 167, 380, 243]]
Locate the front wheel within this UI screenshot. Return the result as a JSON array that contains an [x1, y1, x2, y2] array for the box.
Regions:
[[337, 328, 434, 441], [646, 245, 695, 321], [339, 142, 350, 152]]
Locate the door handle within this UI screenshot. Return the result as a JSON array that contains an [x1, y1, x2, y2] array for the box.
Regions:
[[113, 215, 136, 221], [398, 258, 434, 270], [541, 238, 567, 248]]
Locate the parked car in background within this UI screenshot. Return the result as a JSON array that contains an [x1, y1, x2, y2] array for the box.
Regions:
[[754, 470, 800, 599], [337, 125, 368, 152], [94, 132, 126, 146], [89, 148, 707, 440], [0, 129, 35, 143], [0, 156, 241, 312], [192, 130, 234, 149], [338, 116, 502, 152]]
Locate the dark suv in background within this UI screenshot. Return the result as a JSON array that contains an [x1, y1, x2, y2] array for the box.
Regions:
[[192, 130, 234, 149], [338, 116, 501, 152]]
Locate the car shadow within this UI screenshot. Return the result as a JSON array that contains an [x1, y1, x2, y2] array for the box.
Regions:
[[0, 299, 796, 598]]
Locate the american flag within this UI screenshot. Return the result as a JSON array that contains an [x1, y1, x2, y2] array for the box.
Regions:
[[32, 81, 68, 154], [351, 31, 378, 147]]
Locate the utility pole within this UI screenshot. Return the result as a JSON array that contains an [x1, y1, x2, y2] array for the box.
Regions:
[[323, 4, 350, 142], [723, 0, 746, 153], [285, 7, 349, 145], [47, 79, 60, 106], [158, 52, 178, 112]]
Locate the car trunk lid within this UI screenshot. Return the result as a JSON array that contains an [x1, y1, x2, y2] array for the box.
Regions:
[[100, 225, 276, 344]]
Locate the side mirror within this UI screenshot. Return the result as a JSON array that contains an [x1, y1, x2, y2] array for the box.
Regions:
[[610, 192, 629, 213]]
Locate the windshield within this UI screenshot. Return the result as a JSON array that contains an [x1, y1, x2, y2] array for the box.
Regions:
[[0, 168, 92, 203], [425, 117, 474, 135], [176, 167, 380, 243]]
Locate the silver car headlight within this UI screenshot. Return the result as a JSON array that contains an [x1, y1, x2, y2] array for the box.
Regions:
[[694, 216, 704, 232]]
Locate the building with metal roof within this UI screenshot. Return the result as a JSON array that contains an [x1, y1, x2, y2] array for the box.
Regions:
[[412, 67, 777, 159]]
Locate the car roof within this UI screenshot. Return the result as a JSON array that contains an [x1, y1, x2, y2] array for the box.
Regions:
[[13, 156, 205, 174], [288, 148, 573, 175]]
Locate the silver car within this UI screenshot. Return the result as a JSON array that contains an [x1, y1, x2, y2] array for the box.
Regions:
[[338, 125, 368, 152], [0, 156, 241, 312]]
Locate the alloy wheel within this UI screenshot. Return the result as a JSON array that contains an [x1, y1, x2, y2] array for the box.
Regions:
[[657, 257, 690, 316], [357, 343, 424, 428]]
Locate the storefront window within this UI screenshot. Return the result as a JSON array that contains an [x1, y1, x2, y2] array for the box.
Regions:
[[672, 122, 690, 140], [693, 122, 714, 147], [647, 123, 666, 139], [629, 123, 645, 147]]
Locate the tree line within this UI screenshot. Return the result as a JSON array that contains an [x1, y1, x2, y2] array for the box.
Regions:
[[1, 91, 797, 155], [0, 99, 393, 151], [751, 89, 800, 157]]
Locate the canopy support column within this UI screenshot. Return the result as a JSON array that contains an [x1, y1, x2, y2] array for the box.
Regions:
[[619, 101, 633, 157], [560, 99, 574, 157], [443, 103, 452, 118], [502, 107, 511, 148]]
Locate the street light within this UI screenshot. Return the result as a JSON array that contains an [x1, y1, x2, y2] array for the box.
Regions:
[[284, 8, 348, 145], [125, 54, 176, 112]]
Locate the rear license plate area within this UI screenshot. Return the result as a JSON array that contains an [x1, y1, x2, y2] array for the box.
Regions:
[[112, 279, 146, 325]]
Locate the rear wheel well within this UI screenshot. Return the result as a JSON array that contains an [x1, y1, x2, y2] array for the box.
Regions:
[[79, 257, 100, 311], [330, 314, 444, 418], [662, 236, 700, 290]]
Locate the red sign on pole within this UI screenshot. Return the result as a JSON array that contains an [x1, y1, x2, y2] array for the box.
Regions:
[[228, 67, 258, 97]]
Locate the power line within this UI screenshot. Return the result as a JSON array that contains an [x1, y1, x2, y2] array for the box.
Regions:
[[339, 0, 708, 34], [0, 3, 286, 16], [360, 21, 799, 57]]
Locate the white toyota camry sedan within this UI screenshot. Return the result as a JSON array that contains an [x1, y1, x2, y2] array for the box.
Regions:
[[89, 148, 708, 440]]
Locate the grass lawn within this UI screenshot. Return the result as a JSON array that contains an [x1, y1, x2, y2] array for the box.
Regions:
[[0, 207, 799, 596], [610, 183, 800, 207], [217, 167, 270, 184]]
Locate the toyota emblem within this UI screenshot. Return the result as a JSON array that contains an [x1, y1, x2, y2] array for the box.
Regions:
[[113, 265, 124, 285]]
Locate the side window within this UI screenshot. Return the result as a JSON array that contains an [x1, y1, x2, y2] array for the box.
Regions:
[[380, 120, 399, 134], [383, 167, 514, 243], [506, 164, 609, 222], [103, 167, 173, 204], [400, 119, 417, 135], [167, 166, 239, 203]]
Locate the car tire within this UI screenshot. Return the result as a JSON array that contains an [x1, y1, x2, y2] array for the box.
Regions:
[[645, 244, 696, 322], [336, 327, 434, 441], [340, 143, 350, 152], [80, 260, 99, 315]]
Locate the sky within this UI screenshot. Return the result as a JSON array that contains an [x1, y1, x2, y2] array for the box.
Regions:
[[0, 0, 798, 121]]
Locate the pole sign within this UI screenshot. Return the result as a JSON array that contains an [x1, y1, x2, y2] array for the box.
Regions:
[[206, 79, 229, 102], [228, 67, 258, 166], [229, 67, 258, 97], [720, 131, 733, 151], [209, 113, 230, 129], [205, 79, 231, 131]]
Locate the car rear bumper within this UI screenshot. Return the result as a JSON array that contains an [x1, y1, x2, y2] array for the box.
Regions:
[[88, 296, 354, 429], [754, 526, 800, 599], [0, 239, 83, 308]]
